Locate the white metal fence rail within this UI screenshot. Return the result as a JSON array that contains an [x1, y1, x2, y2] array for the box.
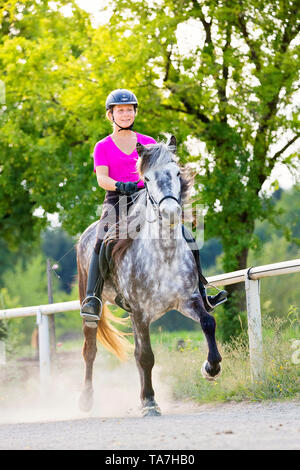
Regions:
[[0, 259, 299, 385]]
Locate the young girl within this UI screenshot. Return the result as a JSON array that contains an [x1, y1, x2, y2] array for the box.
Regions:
[[80, 89, 227, 322]]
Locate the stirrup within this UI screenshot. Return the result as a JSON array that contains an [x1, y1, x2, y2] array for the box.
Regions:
[[80, 295, 103, 321], [204, 283, 227, 310]]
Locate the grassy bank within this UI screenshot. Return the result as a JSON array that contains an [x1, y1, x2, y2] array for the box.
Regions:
[[153, 315, 300, 403]]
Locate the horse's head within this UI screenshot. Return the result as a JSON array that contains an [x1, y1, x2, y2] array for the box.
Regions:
[[136, 135, 184, 226]]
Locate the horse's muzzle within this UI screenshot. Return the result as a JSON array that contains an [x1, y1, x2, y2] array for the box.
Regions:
[[160, 199, 182, 226]]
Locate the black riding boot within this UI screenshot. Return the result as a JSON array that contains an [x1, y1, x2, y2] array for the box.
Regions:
[[182, 226, 228, 312], [192, 247, 227, 312], [80, 249, 104, 322]]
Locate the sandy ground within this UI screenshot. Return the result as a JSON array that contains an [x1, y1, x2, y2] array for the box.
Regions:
[[0, 349, 299, 450]]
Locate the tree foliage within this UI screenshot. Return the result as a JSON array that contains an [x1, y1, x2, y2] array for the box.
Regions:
[[108, 0, 299, 269], [41, 228, 77, 293], [0, 0, 107, 246], [0, 1, 299, 341], [107, 0, 299, 339]]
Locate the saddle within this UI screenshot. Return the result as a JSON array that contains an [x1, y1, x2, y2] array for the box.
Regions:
[[99, 238, 132, 312]]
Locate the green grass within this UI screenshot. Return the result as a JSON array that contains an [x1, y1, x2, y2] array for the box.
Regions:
[[153, 315, 300, 403], [150, 328, 204, 350]]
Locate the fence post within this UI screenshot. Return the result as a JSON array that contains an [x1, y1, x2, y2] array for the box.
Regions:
[[37, 308, 51, 386], [245, 272, 264, 382], [47, 258, 56, 359]]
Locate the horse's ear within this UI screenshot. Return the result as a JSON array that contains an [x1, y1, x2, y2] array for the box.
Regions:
[[167, 135, 176, 152], [136, 142, 146, 158]]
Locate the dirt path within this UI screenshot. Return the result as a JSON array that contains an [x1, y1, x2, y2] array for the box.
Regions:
[[0, 351, 299, 450], [0, 401, 299, 450]]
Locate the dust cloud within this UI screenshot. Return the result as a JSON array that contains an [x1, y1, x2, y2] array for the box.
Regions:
[[0, 349, 195, 424]]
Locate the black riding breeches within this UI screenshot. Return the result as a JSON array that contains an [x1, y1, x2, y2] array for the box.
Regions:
[[94, 191, 135, 255]]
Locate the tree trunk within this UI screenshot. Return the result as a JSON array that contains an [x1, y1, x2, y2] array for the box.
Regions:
[[226, 246, 248, 310], [218, 246, 249, 342]]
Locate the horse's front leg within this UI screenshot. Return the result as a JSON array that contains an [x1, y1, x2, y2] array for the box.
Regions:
[[132, 316, 161, 417], [180, 294, 222, 381], [79, 322, 97, 412]]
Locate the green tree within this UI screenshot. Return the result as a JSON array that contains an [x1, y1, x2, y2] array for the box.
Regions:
[[107, 0, 300, 339], [1, 0, 299, 342], [0, 0, 108, 247], [249, 234, 299, 317], [213, 187, 300, 340], [41, 228, 77, 293], [255, 184, 300, 247], [0, 251, 80, 345], [250, 186, 300, 317], [2, 253, 52, 343], [0, 287, 19, 341]]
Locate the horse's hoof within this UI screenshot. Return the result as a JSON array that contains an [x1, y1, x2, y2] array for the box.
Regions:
[[141, 399, 161, 417], [142, 405, 161, 417], [201, 360, 222, 381], [79, 390, 94, 412]]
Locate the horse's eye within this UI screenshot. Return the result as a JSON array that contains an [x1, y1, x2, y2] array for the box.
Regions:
[[144, 176, 150, 182], [177, 171, 180, 177]]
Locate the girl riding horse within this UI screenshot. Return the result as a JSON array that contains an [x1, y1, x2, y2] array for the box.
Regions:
[[80, 88, 227, 323]]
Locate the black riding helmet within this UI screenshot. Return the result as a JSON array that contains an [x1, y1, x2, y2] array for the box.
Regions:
[[106, 89, 138, 131], [106, 88, 138, 110]]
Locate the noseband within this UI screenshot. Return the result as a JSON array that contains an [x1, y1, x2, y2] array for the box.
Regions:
[[144, 181, 181, 208], [143, 181, 181, 223]]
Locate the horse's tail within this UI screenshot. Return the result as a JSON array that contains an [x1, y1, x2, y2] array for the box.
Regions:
[[97, 303, 133, 362]]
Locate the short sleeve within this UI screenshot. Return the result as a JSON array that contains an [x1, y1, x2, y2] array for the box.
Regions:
[[137, 133, 157, 145], [146, 137, 157, 145], [93, 141, 109, 172]]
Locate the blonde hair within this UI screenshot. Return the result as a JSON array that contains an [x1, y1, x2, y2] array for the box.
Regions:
[[106, 109, 113, 122]]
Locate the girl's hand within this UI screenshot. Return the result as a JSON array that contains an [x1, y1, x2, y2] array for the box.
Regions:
[[115, 181, 138, 195]]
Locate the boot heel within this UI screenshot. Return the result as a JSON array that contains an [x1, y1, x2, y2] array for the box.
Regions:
[[80, 312, 100, 321]]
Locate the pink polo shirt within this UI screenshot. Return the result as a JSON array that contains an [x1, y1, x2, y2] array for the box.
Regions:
[[93, 132, 157, 188]]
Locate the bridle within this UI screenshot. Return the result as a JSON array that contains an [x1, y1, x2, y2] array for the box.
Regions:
[[144, 181, 182, 223]]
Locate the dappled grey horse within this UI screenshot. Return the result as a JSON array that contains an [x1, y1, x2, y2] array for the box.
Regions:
[[77, 136, 222, 416]]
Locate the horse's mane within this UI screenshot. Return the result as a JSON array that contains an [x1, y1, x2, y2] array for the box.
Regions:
[[137, 142, 194, 203], [107, 142, 195, 263]]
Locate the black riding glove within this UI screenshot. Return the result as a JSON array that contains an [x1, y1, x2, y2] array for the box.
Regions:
[[115, 181, 138, 195]]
